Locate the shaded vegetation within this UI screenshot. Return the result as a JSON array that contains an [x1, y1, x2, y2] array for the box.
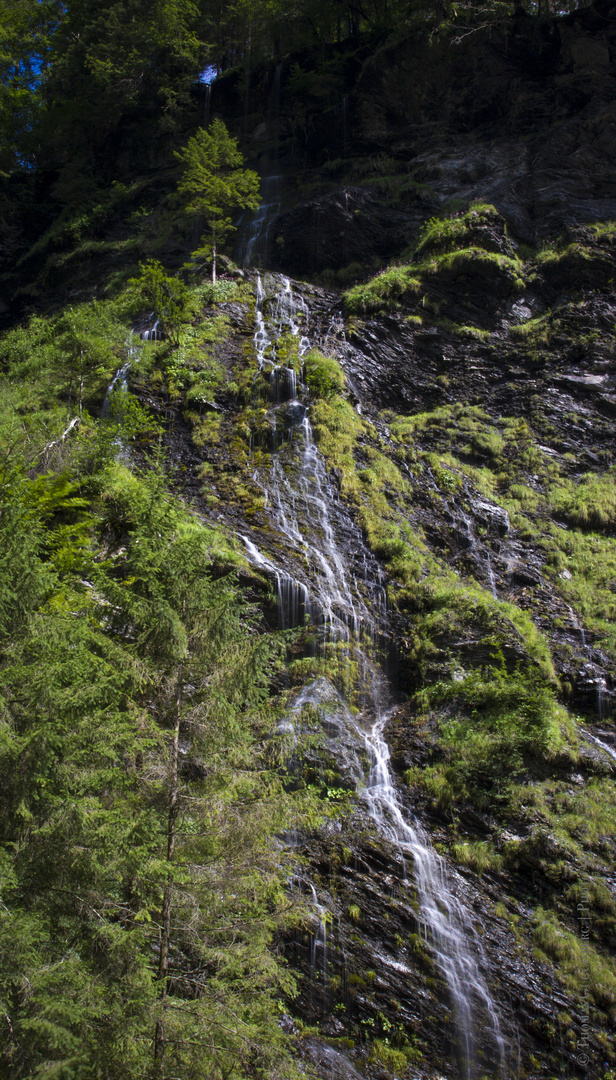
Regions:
[[2, 1, 616, 1073], [0, 278, 329, 1080]]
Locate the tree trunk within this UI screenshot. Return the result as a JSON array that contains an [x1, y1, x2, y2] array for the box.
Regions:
[[78, 349, 84, 417], [154, 665, 183, 1074], [212, 238, 217, 284]]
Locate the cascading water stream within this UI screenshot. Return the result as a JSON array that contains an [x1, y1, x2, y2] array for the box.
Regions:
[[241, 274, 507, 1078], [360, 708, 506, 1079], [100, 361, 131, 418], [582, 727, 616, 762], [237, 64, 284, 268], [309, 883, 329, 1005], [101, 325, 145, 420]]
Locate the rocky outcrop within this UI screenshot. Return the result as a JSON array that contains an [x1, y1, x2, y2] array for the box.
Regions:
[[217, 1, 616, 275], [150, 251, 616, 1077], [268, 186, 424, 278], [162, 12, 616, 1075]]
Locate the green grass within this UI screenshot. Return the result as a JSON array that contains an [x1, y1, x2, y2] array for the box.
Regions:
[[537, 241, 595, 267], [590, 221, 616, 241], [405, 667, 569, 810], [343, 200, 525, 316], [379, 395, 616, 660], [509, 313, 554, 344], [414, 202, 503, 257], [427, 246, 523, 281], [304, 349, 346, 399], [343, 264, 422, 314], [548, 470, 616, 531], [310, 399, 433, 585], [389, 402, 491, 441], [536, 236, 616, 290], [383, 398, 616, 663], [540, 526, 616, 653], [451, 840, 503, 875], [309, 397, 365, 497], [343, 247, 524, 315], [532, 908, 616, 1016], [449, 323, 492, 340], [369, 1039, 419, 1073], [389, 403, 547, 484]]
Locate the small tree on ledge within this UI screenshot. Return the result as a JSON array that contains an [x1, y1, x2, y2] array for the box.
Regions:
[[175, 118, 260, 283]]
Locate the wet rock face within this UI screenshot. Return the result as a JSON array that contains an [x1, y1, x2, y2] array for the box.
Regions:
[[351, 19, 616, 235], [333, 292, 616, 714], [268, 187, 425, 277], [155, 265, 616, 1078], [170, 22, 616, 1064], [283, 707, 589, 1080], [469, 498, 510, 538], [218, 0, 616, 275]]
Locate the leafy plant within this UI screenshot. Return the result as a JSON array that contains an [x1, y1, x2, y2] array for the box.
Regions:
[[129, 260, 193, 346]]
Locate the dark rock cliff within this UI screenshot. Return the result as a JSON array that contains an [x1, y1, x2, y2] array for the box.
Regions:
[[139, 9, 616, 1078], [209, 0, 616, 279], [153, 241, 616, 1078]]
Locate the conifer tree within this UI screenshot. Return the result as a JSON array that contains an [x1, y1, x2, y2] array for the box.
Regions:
[[175, 119, 260, 281], [0, 460, 300, 1080], [39, 0, 202, 175], [99, 470, 291, 1075], [54, 302, 127, 416]]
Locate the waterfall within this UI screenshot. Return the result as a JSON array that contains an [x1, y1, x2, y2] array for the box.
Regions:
[[567, 604, 586, 648], [101, 361, 131, 418], [361, 707, 506, 1079], [597, 677, 608, 722], [241, 275, 508, 1079], [309, 882, 329, 1008], [582, 728, 616, 763], [238, 175, 283, 267], [253, 274, 271, 367], [141, 319, 160, 341], [237, 63, 285, 267], [101, 319, 153, 418], [486, 552, 498, 598]]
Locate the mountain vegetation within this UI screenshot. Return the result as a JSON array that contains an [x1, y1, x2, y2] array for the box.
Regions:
[[0, 295, 313, 1079], [1, 0, 616, 1079]]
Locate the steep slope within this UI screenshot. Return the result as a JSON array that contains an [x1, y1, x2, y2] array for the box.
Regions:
[[209, 0, 616, 286], [2, 5, 616, 1079], [139, 223, 616, 1077], [1, 210, 615, 1080]]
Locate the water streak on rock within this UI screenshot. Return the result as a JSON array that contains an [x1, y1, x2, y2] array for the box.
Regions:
[[241, 276, 508, 1078]]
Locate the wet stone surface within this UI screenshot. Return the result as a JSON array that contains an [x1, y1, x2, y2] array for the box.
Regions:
[[148, 261, 616, 1078]]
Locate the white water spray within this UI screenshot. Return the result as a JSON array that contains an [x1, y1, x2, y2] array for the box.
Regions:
[[241, 275, 507, 1078]]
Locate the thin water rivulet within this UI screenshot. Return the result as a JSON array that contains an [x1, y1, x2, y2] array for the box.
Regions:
[[241, 275, 508, 1079]]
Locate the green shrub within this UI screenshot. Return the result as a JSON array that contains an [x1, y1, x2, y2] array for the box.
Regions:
[[128, 259, 193, 344]]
